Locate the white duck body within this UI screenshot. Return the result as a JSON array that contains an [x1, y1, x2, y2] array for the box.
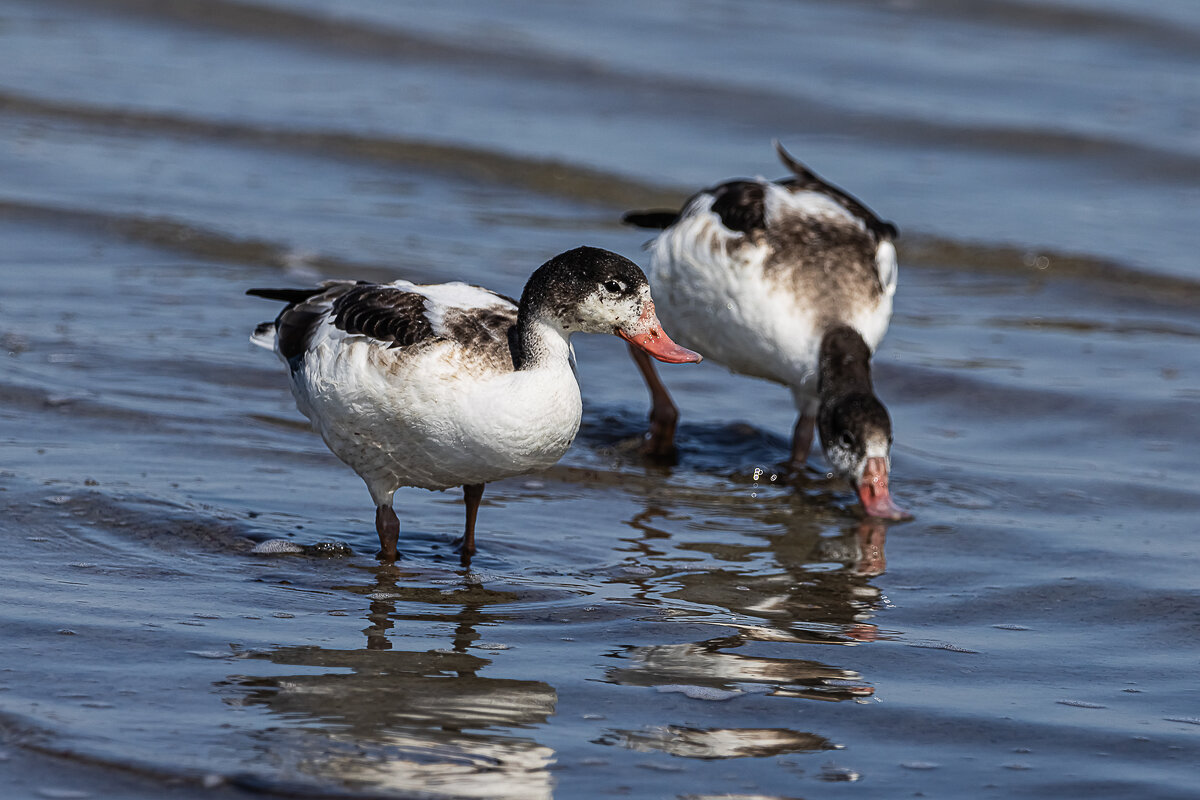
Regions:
[[279, 281, 582, 503], [249, 246, 702, 563], [646, 180, 897, 416]]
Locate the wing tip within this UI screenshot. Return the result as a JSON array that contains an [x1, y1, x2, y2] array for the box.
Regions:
[[772, 139, 897, 240], [622, 210, 681, 230], [250, 321, 277, 350]]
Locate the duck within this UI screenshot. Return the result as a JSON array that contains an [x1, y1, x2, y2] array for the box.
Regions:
[[248, 246, 701, 563], [622, 143, 909, 519]]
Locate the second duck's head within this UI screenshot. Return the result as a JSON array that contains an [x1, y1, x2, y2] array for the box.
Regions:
[[520, 246, 701, 364], [817, 326, 910, 521]]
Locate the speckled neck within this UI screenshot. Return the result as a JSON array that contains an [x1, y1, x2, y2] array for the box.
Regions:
[[817, 325, 874, 403], [509, 312, 570, 371]]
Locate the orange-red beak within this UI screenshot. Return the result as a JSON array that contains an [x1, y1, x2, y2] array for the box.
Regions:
[[617, 302, 702, 364], [857, 456, 912, 520]]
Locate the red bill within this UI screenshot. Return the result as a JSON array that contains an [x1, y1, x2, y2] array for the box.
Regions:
[[857, 456, 912, 521], [617, 302, 702, 364]]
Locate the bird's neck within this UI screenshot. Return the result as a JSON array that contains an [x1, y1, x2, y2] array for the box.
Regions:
[[510, 309, 572, 372], [817, 326, 874, 405]]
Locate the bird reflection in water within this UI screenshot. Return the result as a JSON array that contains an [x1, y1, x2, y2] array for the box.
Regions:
[[597, 725, 834, 759], [594, 504, 891, 759], [221, 565, 558, 800]]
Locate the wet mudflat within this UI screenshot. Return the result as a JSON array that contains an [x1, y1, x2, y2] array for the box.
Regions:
[[1, 1, 1198, 798]]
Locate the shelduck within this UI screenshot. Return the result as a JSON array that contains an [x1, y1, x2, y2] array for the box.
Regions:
[[623, 144, 908, 519], [249, 246, 701, 562]]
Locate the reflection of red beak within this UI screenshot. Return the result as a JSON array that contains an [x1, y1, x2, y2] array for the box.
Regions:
[[857, 456, 912, 520], [617, 302, 702, 364]]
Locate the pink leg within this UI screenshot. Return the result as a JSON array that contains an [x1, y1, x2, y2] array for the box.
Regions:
[[375, 504, 400, 562], [459, 483, 485, 566], [787, 412, 816, 473], [628, 343, 679, 459]]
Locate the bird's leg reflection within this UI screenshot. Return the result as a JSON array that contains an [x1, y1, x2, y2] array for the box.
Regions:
[[221, 566, 559, 799], [360, 565, 490, 659], [363, 563, 405, 651]]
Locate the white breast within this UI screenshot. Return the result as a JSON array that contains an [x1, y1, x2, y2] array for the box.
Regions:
[[648, 196, 821, 387], [288, 311, 582, 503]]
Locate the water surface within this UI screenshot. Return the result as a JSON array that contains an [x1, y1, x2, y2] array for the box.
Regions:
[[1, 1, 1198, 798]]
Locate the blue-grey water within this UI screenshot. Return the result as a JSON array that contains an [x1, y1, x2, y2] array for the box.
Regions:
[[1, 1, 1198, 798]]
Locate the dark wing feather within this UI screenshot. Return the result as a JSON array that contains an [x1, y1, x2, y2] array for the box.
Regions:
[[626, 179, 771, 240], [623, 181, 768, 238], [708, 181, 767, 237], [330, 285, 436, 348], [246, 287, 328, 304], [622, 210, 682, 229], [773, 141, 898, 241], [248, 281, 440, 370], [247, 283, 358, 368]]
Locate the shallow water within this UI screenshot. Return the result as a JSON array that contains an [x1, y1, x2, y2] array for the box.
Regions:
[[2, 1, 1199, 798]]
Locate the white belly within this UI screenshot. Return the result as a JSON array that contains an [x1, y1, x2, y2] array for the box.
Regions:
[[291, 335, 583, 502], [649, 211, 891, 407]]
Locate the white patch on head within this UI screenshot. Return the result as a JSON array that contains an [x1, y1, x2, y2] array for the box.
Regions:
[[561, 283, 647, 336], [826, 432, 890, 487], [825, 439, 861, 485], [864, 435, 889, 462]]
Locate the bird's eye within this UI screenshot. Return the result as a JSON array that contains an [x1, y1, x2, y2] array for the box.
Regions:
[[839, 431, 856, 449], [603, 280, 624, 294]]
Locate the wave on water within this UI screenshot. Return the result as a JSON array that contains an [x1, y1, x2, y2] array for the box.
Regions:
[[26, 0, 1200, 186], [2, 177, 1198, 305]]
